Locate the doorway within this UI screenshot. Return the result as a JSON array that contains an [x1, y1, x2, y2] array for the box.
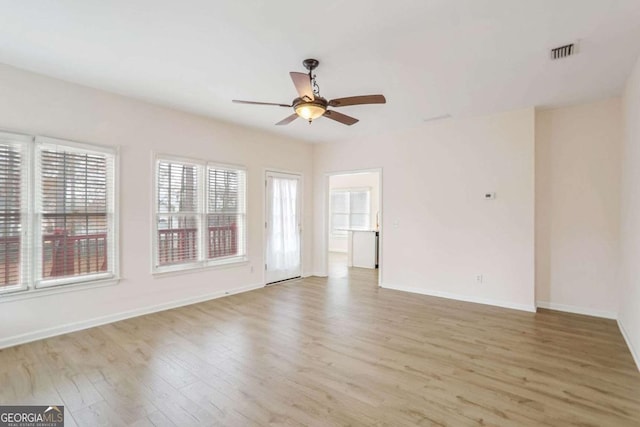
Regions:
[[265, 171, 302, 284], [325, 170, 381, 282]]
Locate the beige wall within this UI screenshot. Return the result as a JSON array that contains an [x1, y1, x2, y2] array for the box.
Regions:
[[328, 172, 380, 253], [0, 64, 313, 347], [620, 55, 640, 369], [535, 99, 622, 318], [314, 109, 536, 311], [2, 56, 638, 367]]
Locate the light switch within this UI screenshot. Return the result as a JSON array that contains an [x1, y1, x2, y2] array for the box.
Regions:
[[484, 192, 496, 200]]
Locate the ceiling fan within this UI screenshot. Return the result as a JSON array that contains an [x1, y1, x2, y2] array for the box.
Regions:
[[233, 58, 386, 126]]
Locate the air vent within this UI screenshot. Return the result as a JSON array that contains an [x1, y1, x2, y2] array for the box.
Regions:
[[550, 43, 577, 60]]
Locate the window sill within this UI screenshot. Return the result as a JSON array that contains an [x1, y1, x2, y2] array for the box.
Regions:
[[152, 256, 249, 277], [0, 276, 120, 304]]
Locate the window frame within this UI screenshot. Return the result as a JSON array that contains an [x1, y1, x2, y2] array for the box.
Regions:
[[0, 132, 120, 300], [34, 136, 119, 289], [205, 162, 247, 264], [152, 153, 248, 275], [0, 131, 32, 296], [330, 187, 372, 237], [152, 155, 204, 273]]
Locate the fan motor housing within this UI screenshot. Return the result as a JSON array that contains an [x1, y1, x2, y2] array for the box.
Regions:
[[292, 96, 327, 110]]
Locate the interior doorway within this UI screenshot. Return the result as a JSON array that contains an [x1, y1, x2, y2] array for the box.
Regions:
[[265, 171, 302, 284], [325, 170, 381, 282]]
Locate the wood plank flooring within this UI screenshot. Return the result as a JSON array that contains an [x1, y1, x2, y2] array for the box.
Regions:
[[1, 264, 639, 426]]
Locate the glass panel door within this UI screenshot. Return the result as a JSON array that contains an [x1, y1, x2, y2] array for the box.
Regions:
[[265, 172, 301, 284]]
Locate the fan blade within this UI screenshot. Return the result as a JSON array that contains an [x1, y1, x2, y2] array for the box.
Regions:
[[328, 95, 386, 107], [290, 72, 314, 101], [323, 110, 359, 126], [276, 114, 299, 126], [233, 100, 292, 107]]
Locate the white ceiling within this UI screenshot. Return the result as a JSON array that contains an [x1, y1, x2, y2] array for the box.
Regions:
[[1, 0, 639, 143]]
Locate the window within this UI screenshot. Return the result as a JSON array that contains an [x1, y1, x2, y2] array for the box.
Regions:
[[330, 188, 371, 237], [153, 155, 246, 273], [155, 159, 201, 267], [207, 166, 246, 260], [0, 132, 118, 297], [35, 137, 117, 287], [0, 132, 29, 293]]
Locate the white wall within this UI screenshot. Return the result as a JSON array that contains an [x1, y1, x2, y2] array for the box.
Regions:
[[0, 64, 313, 347], [535, 99, 622, 318], [2, 56, 638, 366], [619, 55, 640, 369], [328, 172, 380, 253], [314, 109, 536, 311]]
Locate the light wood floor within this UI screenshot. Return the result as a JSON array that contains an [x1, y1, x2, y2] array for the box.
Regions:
[[1, 265, 639, 426]]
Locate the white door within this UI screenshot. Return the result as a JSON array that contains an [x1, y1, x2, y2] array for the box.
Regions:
[[265, 172, 302, 284]]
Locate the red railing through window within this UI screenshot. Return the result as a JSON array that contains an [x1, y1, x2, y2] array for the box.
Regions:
[[0, 235, 20, 286], [157, 224, 238, 266], [0, 224, 238, 285], [45, 231, 108, 277], [0, 231, 109, 286]]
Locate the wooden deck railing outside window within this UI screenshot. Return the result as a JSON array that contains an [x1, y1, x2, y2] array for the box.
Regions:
[[0, 231, 108, 285], [0, 223, 238, 286], [157, 224, 238, 266]]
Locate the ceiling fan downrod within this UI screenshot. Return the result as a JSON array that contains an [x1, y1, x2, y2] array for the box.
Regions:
[[303, 58, 321, 97]]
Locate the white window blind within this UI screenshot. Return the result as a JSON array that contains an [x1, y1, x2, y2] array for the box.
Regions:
[[153, 156, 246, 273], [349, 190, 370, 229], [0, 132, 30, 293], [330, 191, 350, 236], [155, 160, 201, 267], [330, 189, 371, 236], [35, 138, 117, 287], [207, 166, 246, 260]]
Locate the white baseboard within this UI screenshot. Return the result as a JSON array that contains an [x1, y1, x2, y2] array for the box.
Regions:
[[618, 319, 640, 372], [381, 283, 536, 313], [535, 301, 617, 320], [0, 282, 264, 350]]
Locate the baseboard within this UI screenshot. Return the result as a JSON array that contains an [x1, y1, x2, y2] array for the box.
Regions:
[[381, 283, 536, 313], [536, 301, 617, 320], [618, 319, 640, 372], [0, 282, 264, 350]]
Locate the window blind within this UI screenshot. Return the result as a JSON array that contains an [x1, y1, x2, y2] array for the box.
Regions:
[[330, 191, 350, 236], [36, 139, 116, 286], [206, 166, 246, 260], [349, 190, 370, 230], [330, 189, 371, 236], [153, 156, 247, 273], [155, 160, 200, 267], [0, 134, 29, 291]]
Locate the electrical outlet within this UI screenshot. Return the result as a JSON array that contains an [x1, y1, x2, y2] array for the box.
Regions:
[[250, 265, 254, 273], [476, 274, 483, 283]]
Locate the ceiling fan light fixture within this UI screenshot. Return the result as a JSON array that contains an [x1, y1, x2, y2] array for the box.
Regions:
[[232, 58, 385, 126], [295, 102, 326, 121]]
